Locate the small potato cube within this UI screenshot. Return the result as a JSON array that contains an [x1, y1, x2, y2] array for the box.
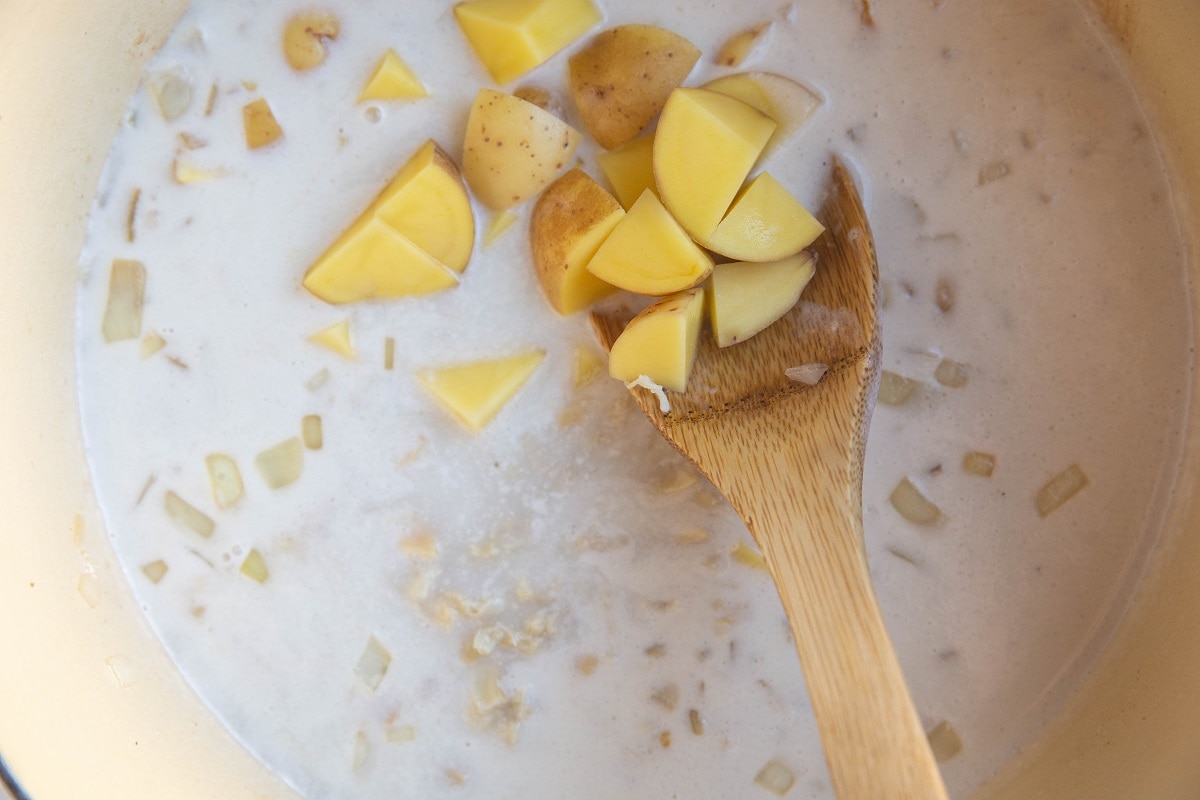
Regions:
[[359, 49, 427, 101], [454, 0, 602, 85], [243, 98, 283, 149], [416, 351, 545, 431], [596, 134, 656, 210]]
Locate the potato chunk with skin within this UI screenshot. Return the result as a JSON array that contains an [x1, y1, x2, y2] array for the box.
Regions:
[[702, 173, 825, 262], [463, 89, 582, 210], [454, 0, 602, 85], [243, 98, 283, 149], [653, 88, 776, 241], [596, 134, 656, 210], [586, 190, 713, 296], [283, 11, 339, 71], [702, 72, 822, 156], [608, 289, 705, 392], [417, 351, 545, 431], [568, 25, 701, 150], [530, 169, 623, 315], [708, 253, 816, 347], [359, 49, 427, 101]]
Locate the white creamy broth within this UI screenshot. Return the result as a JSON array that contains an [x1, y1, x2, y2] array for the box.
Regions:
[[75, 0, 1193, 798]]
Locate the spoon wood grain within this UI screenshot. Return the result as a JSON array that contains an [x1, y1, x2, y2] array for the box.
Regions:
[[592, 158, 949, 800]]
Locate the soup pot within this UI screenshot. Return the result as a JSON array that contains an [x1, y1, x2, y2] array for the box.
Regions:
[[1, 1, 1198, 797]]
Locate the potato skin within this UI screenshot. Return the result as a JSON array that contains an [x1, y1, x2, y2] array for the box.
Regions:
[[530, 168, 623, 314], [568, 25, 701, 150]]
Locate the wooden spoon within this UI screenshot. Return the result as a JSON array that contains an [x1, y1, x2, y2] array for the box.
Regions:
[[592, 157, 949, 800]]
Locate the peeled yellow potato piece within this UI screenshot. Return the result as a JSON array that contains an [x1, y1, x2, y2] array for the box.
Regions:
[[374, 140, 475, 273], [530, 169, 623, 315], [586, 189, 714, 296], [243, 98, 284, 149], [359, 49, 428, 101], [308, 318, 356, 359], [608, 288, 705, 392], [653, 88, 776, 241], [708, 252, 816, 348], [454, 0, 602, 85], [703, 173, 825, 262], [463, 88, 582, 210], [596, 134, 656, 210], [416, 351, 545, 431], [702, 72, 822, 156], [568, 25, 701, 150], [302, 217, 458, 304]]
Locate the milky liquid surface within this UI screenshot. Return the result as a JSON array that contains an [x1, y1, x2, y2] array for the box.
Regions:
[[76, 1, 1193, 798]]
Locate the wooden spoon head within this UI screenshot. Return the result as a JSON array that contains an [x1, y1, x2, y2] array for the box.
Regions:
[[591, 156, 881, 463]]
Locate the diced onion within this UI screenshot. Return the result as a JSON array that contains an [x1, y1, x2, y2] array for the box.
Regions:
[[140, 332, 166, 359], [927, 720, 963, 763], [935, 278, 955, 313], [384, 337, 396, 371], [255, 438, 304, 490], [935, 358, 969, 388], [754, 759, 796, 797], [399, 532, 439, 560], [386, 725, 416, 744], [689, 708, 704, 735], [962, 451, 996, 477], [302, 415, 323, 450], [351, 731, 370, 772], [165, 490, 215, 538], [878, 370, 920, 406], [575, 654, 599, 676], [732, 542, 769, 572], [889, 478, 942, 525], [651, 684, 679, 711], [785, 363, 829, 386], [101, 259, 146, 343], [1036, 464, 1089, 517], [205, 454, 244, 508], [674, 527, 711, 545], [148, 69, 193, 120], [239, 549, 269, 584], [141, 560, 169, 584], [978, 161, 1012, 185], [355, 635, 392, 692], [306, 368, 330, 391]]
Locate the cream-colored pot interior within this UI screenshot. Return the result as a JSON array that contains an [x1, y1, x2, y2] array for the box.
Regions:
[[1, 1, 1198, 798]]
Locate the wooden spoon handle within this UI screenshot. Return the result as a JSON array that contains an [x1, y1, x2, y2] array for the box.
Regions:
[[754, 478, 949, 799]]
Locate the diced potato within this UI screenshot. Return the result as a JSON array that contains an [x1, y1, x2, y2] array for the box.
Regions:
[[384, 338, 396, 370], [141, 560, 169, 584], [255, 438, 305, 489], [568, 25, 701, 150], [708, 253, 816, 347], [715, 23, 772, 68], [204, 454, 244, 508], [462, 89, 582, 210], [485, 210, 519, 246], [372, 141, 475, 274], [703, 173, 824, 262], [890, 477, 941, 525], [654, 88, 776, 240], [359, 49, 427, 101], [453, 0, 602, 85], [101, 259, 146, 343], [595, 134, 656, 210], [530, 169, 623, 315], [1036, 464, 1088, 517], [172, 159, 225, 184], [416, 351, 545, 431], [927, 720, 963, 763], [572, 344, 605, 389], [608, 288, 705, 392], [283, 11, 339, 71], [302, 217, 459, 304], [302, 415, 323, 450], [702, 72, 822, 156], [308, 318, 356, 359], [239, 549, 269, 584], [586, 190, 714, 296], [243, 98, 283, 149], [164, 491, 215, 538]]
